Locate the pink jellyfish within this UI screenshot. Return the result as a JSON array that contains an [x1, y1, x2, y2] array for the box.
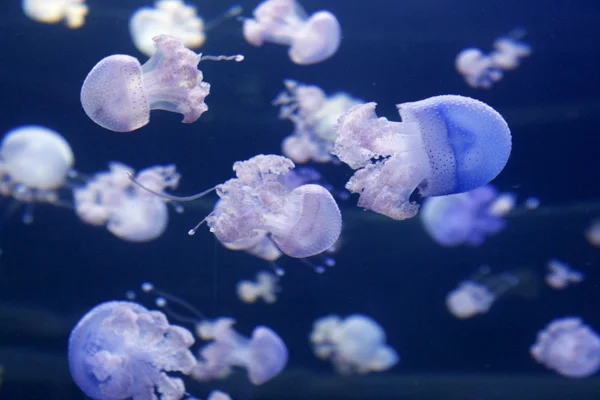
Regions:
[[243, 0, 341, 65]]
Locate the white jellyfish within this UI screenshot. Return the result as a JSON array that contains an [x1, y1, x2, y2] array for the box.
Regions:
[[237, 271, 280, 304], [243, 0, 341, 65], [310, 314, 399, 375], [0, 125, 74, 206], [446, 267, 519, 319], [545, 259, 583, 290], [531, 317, 600, 378], [73, 162, 180, 242], [22, 0, 88, 29], [585, 219, 600, 247], [191, 317, 288, 385], [273, 80, 362, 163]]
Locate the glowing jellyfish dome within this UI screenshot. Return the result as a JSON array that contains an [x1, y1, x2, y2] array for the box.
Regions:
[[22, 0, 89, 29]]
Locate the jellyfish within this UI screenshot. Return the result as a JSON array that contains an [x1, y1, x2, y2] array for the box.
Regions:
[[491, 35, 532, 70], [129, 0, 206, 57], [237, 271, 280, 304], [531, 317, 600, 378], [68, 301, 197, 400], [73, 162, 180, 242], [0, 125, 74, 207], [310, 314, 399, 375], [191, 318, 288, 385], [524, 197, 540, 210], [243, 0, 341, 65], [273, 80, 362, 163], [446, 267, 519, 319], [22, 0, 88, 29], [420, 185, 508, 247], [545, 259, 583, 290], [331, 95, 512, 220], [584, 219, 600, 247]]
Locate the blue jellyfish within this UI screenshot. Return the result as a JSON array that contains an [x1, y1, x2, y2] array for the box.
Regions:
[[68, 301, 197, 400], [332, 95, 512, 220], [420, 185, 508, 247]]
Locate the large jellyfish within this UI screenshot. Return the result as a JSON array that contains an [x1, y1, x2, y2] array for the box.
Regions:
[[191, 318, 288, 385], [22, 0, 88, 29], [237, 271, 280, 304], [545, 259, 583, 290], [0, 125, 74, 205], [273, 80, 362, 163], [68, 301, 197, 400], [73, 162, 180, 242], [331, 95, 512, 220], [243, 0, 341, 65], [530, 317, 600, 378], [310, 314, 399, 375], [420, 185, 509, 247]]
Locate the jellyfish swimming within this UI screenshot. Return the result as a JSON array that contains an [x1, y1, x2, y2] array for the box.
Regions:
[[446, 267, 519, 319], [22, 0, 89, 29], [0, 125, 74, 207], [191, 317, 288, 385], [237, 271, 280, 304], [545, 259, 583, 290], [420, 185, 509, 247], [73, 162, 180, 242], [310, 314, 399, 375], [332, 95, 512, 220], [243, 0, 341, 65], [585, 219, 600, 247], [68, 301, 197, 400], [530, 317, 600, 378], [272, 80, 362, 163], [129, 0, 206, 57]]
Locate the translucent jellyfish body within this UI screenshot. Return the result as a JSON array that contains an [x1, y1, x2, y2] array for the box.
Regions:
[[0, 125, 74, 204], [22, 0, 88, 29], [130, 1, 206, 57], [73, 162, 180, 242], [206, 154, 342, 258], [273, 80, 362, 163], [310, 314, 399, 375], [531, 317, 600, 378], [237, 272, 280, 304], [332, 95, 512, 220], [243, 0, 341, 65], [68, 301, 197, 400], [420, 185, 508, 247], [545, 259, 583, 290], [192, 318, 288, 385], [81, 35, 211, 132]]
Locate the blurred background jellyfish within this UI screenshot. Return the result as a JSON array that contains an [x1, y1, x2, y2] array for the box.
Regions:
[[310, 314, 399, 375], [272, 80, 362, 163], [545, 259, 584, 290], [73, 162, 180, 242], [243, 0, 341, 65], [68, 301, 197, 400], [446, 267, 519, 319], [129, 0, 207, 57], [191, 317, 288, 385], [332, 95, 512, 220], [22, 0, 88, 29], [530, 317, 600, 378], [585, 219, 600, 247], [420, 185, 509, 247], [237, 271, 280, 304]]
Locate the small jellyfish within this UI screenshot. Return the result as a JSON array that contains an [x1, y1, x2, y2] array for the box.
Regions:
[[491, 35, 532, 70], [68, 301, 197, 400], [81, 35, 212, 132], [192, 318, 288, 385], [420, 185, 508, 247], [531, 317, 600, 378], [73, 162, 180, 242], [545, 259, 583, 290], [22, 0, 88, 29], [584, 219, 600, 247], [130, 0, 206, 57], [237, 271, 280, 304], [310, 314, 399, 375], [0, 125, 74, 205], [332, 95, 512, 220], [446, 267, 519, 319], [273, 80, 362, 163], [243, 0, 341, 65]]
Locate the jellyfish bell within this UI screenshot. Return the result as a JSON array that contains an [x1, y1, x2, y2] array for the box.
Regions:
[[288, 11, 341, 65], [22, 0, 89, 29]]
